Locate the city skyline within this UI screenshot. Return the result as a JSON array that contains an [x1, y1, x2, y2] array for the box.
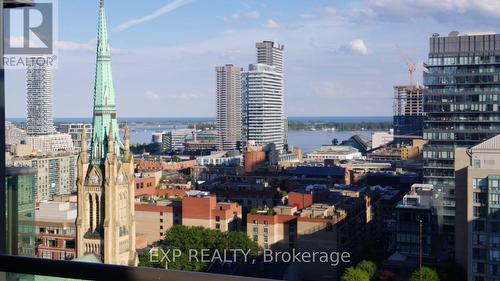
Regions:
[[5, 0, 500, 118]]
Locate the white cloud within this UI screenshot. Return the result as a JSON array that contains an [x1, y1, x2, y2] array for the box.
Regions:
[[54, 39, 127, 54], [338, 39, 371, 55], [246, 10, 261, 19], [361, 0, 500, 21], [321, 7, 337, 14], [144, 91, 162, 101], [231, 12, 240, 20], [224, 10, 260, 21], [55, 39, 95, 52], [171, 91, 206, 101], [300, 14, 316, 19], [263, 19, 280, 29], [144, 90, 205, 102], [115, 0, 191, 32]]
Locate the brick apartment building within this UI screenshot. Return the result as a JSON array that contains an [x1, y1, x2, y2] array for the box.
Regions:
[[35, 202, 77, 260]]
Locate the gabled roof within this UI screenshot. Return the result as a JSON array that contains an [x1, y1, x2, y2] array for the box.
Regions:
[[471, 134, 500, 151]]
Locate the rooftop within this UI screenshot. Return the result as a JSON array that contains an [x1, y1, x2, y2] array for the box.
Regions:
[[471, 134, 500, 151], [309, 145, 360, 155], [35, 202, 77, 222], [288, 166, 345, 177], [397, 184, 435, 209]]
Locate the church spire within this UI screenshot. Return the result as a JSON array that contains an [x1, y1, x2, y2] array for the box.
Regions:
[[90, 0, 122, 164]]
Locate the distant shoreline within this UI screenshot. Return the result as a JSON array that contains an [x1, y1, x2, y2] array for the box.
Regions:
[[7, 116, 392, 124], [7, 116, 392, 133]]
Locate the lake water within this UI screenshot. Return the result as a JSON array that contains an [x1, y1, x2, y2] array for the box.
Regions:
[[7, 117, 380, 153], [129, 127, 372, 154]]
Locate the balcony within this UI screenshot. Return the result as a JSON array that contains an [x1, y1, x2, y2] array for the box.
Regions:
[[0, 255, 271, 281]]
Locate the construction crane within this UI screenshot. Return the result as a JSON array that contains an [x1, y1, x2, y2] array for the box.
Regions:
[[396, 43, 417, 85]]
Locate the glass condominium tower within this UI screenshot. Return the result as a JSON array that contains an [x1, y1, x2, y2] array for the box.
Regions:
[[423, 32, 500, 240]]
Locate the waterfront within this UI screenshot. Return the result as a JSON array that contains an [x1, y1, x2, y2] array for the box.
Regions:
[[286, 130, 372, 153], [128, 126, 372, 154]]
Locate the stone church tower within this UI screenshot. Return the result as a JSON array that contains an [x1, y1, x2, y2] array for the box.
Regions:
[[76, 0, 136, 266]]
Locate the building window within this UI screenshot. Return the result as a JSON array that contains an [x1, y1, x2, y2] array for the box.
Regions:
[[490, 194, 500, 205], [491, 179, 500, 190], [473, 178, 488, 190], [160, 225, 163, 230], [473, 159, 481, 168], [215, 216, 220, 222], [491, 250, 500, 262], [160, 219, 163, 223], [474, 220, 485, 231], [65, 239, 75, 249], [42, 251, 52, 259], [252, 235, 258, 242], [474, 207, 486, 218], [160, 232, 164, 237], [473, 262, 485, 273], [215, 223, 220, 230], [48, 238, 57, 248]]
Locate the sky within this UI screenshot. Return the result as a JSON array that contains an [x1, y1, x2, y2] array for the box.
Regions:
[[5, 0, 500, 118]]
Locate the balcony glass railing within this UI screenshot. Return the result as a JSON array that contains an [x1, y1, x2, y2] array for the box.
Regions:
[[0, 255, 270, 281]]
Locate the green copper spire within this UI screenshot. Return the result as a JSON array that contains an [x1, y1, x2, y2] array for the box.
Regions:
[[90, 0, 122, 164]]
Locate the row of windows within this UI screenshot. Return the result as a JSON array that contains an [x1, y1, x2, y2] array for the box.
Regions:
[[423, 150, 454, 159], [473, 178, 500, 190], [428, 55, 500, 66], [472, 262, 499, 276], [424, 75, 500, 85], [425, 93, 500, 103], [425, 103, 499, 113], [427, 66, 500, 75]]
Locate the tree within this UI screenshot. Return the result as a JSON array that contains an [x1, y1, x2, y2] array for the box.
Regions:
[[356, 260, 377, 280], [140, 225, 260, 272], [341, 267, 370, 281], [409, 267, 439, 281]]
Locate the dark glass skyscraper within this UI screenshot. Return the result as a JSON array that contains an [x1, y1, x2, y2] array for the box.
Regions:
[[423, 32, 500, 240]]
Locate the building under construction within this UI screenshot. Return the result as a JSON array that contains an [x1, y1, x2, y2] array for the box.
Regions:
[[393, 85, 424, 144]]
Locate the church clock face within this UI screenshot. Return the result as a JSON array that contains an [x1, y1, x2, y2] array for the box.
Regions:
[[117, 173, 124, 184], [89, 175, 99, 185]]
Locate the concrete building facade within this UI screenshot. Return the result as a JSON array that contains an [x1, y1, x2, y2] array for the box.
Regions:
[[216, 64, 242, 151], [35, 202, 77, 260], [26, 58, 56, 136], [5, 121, 26, 146], [58, 124, 93, 150], [12, 152, 77, 202], [242, 64, 285, 152], [256, 41, 284, 74], [455, 134, 500, 281]]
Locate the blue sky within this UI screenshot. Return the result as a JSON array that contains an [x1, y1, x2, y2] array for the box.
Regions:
[[5, 0, 500, 118]]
